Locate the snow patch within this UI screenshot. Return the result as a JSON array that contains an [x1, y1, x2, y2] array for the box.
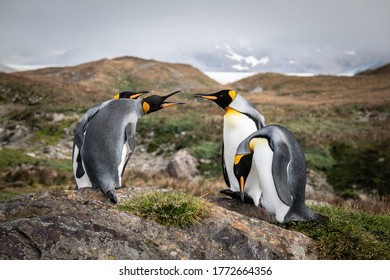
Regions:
[[204, 71, 256, 84]]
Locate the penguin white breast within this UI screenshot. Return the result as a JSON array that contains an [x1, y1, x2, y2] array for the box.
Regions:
[[252, 138, 290, 223], [223, 108, 258, 192], [117, 141, 129, 187], [72, 145, 92, 189]]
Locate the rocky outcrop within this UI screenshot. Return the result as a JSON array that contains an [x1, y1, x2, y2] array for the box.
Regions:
[[163, 149, 199, 180], [0, 187, 318, 260]]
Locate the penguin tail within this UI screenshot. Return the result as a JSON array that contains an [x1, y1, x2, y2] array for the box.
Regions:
[[106, 190, 118, 204]]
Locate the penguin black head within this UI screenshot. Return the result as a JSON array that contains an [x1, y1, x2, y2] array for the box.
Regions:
[[142, 90, 185, 114], [194, 90, 237, 109], [233, 152, 253, 202], [114, 90, 149, 100]]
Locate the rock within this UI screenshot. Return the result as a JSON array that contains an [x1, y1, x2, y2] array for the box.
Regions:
[[0, 188, 318, 260], [306, 169, 337, 202], [249, 86, 263, 94], [164, 149, 199, 180], [2, 163, 70, 187], [0, 125, 31, 148], [35, 139, 73, 160]]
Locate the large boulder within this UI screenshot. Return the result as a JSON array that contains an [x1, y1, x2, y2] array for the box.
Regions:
[[163, 149, 199, 180], [0, 188, 318, 260]]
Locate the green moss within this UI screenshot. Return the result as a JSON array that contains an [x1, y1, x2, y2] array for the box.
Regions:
[[0, 148, 72, 172], [0, 189, 21, 202], [287, 205, 390, 259], [46, 158, 72, 172], [0, 148, 37, 170], [326, 141, 390, 195], [118, 191, 212, 228], [189, 141, 221, 177], [189, 141, 220, 160], [304, 148, 335, 171], [32, 119, 75, 145]]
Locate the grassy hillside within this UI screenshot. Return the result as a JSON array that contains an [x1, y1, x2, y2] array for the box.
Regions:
[[1, 59, 389, 259], [19, 56, 220, 95], [230, 70, 390, 196], [1, 60, 389, 197]]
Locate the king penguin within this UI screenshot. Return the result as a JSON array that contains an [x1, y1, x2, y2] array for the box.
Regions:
[[73, 90, 183, 203], [72, 90, 148, 191], [194, 90, 265, 202], [233, 125, 329, 224]]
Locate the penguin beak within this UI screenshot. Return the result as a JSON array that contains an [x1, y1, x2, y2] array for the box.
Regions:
[[131, 91, 149, 99], [239, 176, 245, 202], [160, 90, 185, 108], [193, 93, 218, 100], [161, 101, 185, 108], [163, 90, 181, 99], [234, 153, 252, 203]]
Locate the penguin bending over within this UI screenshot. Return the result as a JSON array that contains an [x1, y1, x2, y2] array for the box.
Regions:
[[72, 90, 148, 189], [233, 125, 329, 224], [73, 90, 183, 203], [194, 90, 265, 202]]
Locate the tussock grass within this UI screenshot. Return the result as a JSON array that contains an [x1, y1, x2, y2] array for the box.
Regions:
[[286, 204, 390, 259], [122, 169, 226, 197], [335, 194, 390, 215], [118, 191, 212, 228]]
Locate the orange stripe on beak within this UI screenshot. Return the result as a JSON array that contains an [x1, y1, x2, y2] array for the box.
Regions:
[[240, 176, 245, 193], [200, 95, 217, 100]]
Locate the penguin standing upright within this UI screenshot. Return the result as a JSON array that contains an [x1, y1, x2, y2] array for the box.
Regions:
[[194, 90, 265, 202], [72, 90, 148, 190], [233, 125, 329, 224], [73, 90, 183, 203]]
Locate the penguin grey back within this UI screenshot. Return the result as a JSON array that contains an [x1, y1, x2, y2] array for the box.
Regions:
[[230, 94, 265, 129], [246, 125, 328, 223], [80, 99, 144, 193], [257, 125, 307, 205]]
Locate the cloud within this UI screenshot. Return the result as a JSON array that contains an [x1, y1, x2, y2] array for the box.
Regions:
[[0, 0, 389, 73]]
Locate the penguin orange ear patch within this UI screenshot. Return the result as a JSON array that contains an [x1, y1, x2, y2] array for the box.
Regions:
[[228, 90, 237, 100], [142, 102, 150, 113]]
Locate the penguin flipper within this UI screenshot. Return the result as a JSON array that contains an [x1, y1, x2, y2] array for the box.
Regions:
[[73, 106, 101, 166], [221, 142, 231, 188], [125, 123, 137, 155], [75, 153, 85, 178], [82, 107, 100, 133], [123, 122, 137, 176], [271, 141, 293, 207]]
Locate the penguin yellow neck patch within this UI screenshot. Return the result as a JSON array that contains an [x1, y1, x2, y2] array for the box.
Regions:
[[142, 102, 150, 114], [234, 154, 245, 165], [114, 93, 120, 100], [224, 107, 239, 114]]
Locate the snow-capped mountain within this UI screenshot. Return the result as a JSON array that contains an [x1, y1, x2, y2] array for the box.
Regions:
[[188, 42, 390, 76]]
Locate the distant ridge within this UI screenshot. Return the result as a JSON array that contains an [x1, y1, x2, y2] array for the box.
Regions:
[[0, 63, 15, 73], [357, 62, 390, 76], [19, 56, 221, 94]]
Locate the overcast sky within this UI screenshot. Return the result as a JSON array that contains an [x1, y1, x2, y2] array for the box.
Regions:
[[1, 0, 389, 72]]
